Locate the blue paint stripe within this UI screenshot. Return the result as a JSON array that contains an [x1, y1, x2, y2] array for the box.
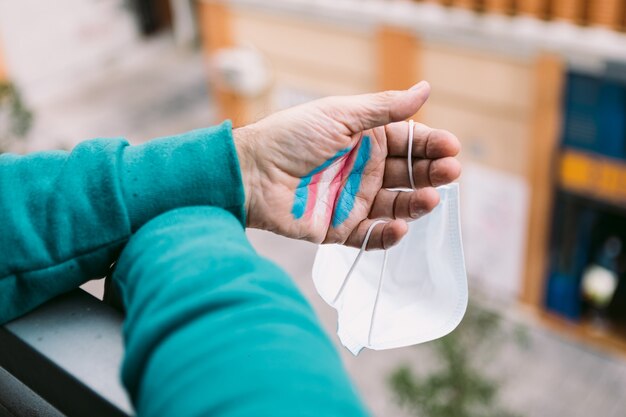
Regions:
[[292, 147, 351, 219], [292, 180, 309, 219], [308, 147, 350, 176], [332, 136, 371, 227]]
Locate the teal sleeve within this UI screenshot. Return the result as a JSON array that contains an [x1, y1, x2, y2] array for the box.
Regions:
[[113, 206, 369, 417], [0, 121, 245, 323]]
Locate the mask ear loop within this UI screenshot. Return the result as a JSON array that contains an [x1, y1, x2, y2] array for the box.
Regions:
[[332, 219, 387, 305], [333, 120, 416, 346], [368, 119, 416, 345], [407, 119, 416, 190]]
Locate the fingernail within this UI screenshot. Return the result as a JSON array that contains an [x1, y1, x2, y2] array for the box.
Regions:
[[413, 209, 428, 219], [410, 80, 429, 91]]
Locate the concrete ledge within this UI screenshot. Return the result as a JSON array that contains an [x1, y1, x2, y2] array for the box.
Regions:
[[0, 290, 132, 417]]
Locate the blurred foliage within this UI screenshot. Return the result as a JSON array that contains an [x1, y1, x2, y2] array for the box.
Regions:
[[0, 82, 33, 151], [389, 303, 527, 417]]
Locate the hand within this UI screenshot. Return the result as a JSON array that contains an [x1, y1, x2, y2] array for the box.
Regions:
[[233, 81, 461, 250]]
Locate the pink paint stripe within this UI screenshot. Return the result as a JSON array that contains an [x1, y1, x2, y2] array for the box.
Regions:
[[304, 171, 324, 217], [326, 176, 343, 222], [327, 147, 359, 223]]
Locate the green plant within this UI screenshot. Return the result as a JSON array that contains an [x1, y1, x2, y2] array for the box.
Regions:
[[389, 303, 527, 417], [0, 82, 33, 150]]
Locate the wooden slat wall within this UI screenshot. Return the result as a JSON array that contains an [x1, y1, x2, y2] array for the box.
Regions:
[[452, 0, 479, 10], [417, 0, 626, 30], [198, 2, 232, 52], [517, 0, 548, 17], [419, 42, 533, 181], [376, 27, 422, 120], [197, 1, 248, 126], [422, 101, 531, 176], [230, 9, 375, 98], [376, 27, 420, 92], [420, 43, 534, 117], [521, 53, 565, 308], [484, 0, 513, 14], [589, 0, 624, 29], [552, 0, 586, 23], [199, 3, 379, 125]]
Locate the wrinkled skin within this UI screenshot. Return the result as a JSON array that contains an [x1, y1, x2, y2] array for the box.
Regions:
[[233, 82, 461, 250]]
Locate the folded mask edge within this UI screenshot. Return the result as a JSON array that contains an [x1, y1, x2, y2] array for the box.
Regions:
[[365, 183, 469, 351], [313, 182, 469, 354], [367, 293, 469, 351], [311, 243, 360, 307], [336, 325, 364, 356]]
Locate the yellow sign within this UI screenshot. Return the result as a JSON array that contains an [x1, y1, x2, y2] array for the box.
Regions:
[[560, 150, 626, 204]]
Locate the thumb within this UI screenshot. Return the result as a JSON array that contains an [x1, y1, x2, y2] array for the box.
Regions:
[[337, 81, 431, 133]]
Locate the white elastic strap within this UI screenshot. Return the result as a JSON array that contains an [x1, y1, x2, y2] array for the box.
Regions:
[[407, 119, 416, 189], [332, 220, 387, 304], [362, 120, 415, 343]]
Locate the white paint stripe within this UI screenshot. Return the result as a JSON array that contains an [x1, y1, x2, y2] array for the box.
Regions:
[[312, 162, 343, 229]]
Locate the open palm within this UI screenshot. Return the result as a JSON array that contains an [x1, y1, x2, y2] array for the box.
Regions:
[[233, 82, 461, 250]]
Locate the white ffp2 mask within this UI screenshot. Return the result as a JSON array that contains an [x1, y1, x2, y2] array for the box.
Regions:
[[312, 183, 468, 355]]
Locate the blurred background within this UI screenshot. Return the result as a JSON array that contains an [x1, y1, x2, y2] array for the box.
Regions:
[[1, 0, 626, 416]]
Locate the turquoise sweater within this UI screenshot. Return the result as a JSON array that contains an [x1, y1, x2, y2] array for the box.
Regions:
[[0, 121, 368, 417]]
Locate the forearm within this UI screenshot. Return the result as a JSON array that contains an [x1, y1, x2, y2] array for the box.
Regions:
[[114, 207, 368, 417], [0, 121, 245, 323]]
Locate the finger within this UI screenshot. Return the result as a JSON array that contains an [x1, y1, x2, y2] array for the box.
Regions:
[[385, 121, 461, 158], [369, 188, 440, 220], [383, 156, 462, 189], [343, 218, 409, 251], [334, 81, 431, 133]]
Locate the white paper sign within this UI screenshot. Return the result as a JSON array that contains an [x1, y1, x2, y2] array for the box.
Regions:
[[461, 163, 529, 299]]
